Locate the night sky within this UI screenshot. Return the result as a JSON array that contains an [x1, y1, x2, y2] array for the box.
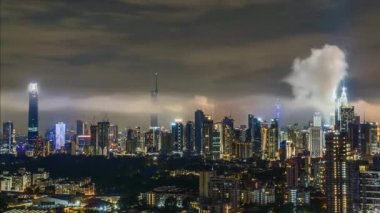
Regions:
[[1, 0, 380, 133]]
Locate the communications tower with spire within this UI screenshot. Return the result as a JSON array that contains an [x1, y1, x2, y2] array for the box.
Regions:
[[150, 73, 159, 127]]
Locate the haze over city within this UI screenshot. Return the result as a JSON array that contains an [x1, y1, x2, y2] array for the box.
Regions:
[[1, 0, 380, 132], [2, 1, 380, 213]]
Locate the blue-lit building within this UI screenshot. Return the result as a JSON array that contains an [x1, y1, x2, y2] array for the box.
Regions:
[[195, 110, 205, 154], [248, 114, 262, 154], [55, 122, 66, 150], [171, 120, 184, 152], [28, 83, 39, 144], [2, 121, 14, 154]]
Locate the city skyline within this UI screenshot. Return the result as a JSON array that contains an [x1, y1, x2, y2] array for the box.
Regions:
[[2, 1, 380, 212], [1, 0, 380, 132]]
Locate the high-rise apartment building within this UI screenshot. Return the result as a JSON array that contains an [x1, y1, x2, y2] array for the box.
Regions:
[[325, 130, 352, 213]]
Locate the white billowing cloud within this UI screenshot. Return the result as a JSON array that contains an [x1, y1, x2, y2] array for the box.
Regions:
[[284, 44, 348, 119]]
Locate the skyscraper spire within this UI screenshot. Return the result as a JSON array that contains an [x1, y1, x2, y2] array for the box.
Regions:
[[275, 98, 281, 120], [150, 73, 159, 127], [155, 72, 158, 93], [340, 85, 348, 107]]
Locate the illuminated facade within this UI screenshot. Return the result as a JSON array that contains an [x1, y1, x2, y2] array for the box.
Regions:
[[2, 121, 14, 154], [28, 83, 39, 143], [55, 122, 66, 150], [267, 119, 279, 160], [171, 119, 184, 152], [325, 131, 352, 213], [359, 171, 380, 212], [195, 110, 205, 154], [248, 114, 262, 153], [203, 115, 214, 159], [309, 126, 323, 158]]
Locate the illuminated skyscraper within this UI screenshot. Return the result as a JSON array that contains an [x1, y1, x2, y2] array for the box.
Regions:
[[309, 126, 323, 158], [313, 112, 322, 127], [340, 106, 355, 132], [203, 115, 214, 159], [98, 121, 110, 156], [219, 118, 235, 160], [150, 73, 159, 127], [359, 170, 380, 212], [2, 121, 14, 154], [195, 110, 205, 154], [325, 130, 352, 213], [248, 114, 262, 154], [28, 83, 39, 143], [335, 86, 355, 132], [267, 118, 279, 160], [184, 121, 194, 152], [171, 119, 184, 152], [55, 122, 66, 150], [309, 113, 323, 158]]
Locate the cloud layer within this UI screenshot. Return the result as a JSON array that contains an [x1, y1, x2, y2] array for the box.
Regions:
[[1, 0, 380, 132], [284, 45, 347, 119]]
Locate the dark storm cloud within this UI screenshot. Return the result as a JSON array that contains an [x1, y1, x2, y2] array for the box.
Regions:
[[1, 0, 380, 131]]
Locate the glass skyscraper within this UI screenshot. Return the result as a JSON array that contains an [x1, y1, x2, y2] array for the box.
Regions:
[[195, 110, 205, 154], [55, 122, 66, 150], [28, 83, 39, 143]]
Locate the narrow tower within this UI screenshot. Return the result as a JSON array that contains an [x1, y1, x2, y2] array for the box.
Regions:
[[150, 73, 159, 127], [28, 83, 39, 144]]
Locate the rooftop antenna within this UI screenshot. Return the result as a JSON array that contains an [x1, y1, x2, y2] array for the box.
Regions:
[[155, 72, 158, 93], [275, 98, 281, 120], [363, 112, 366, 124]]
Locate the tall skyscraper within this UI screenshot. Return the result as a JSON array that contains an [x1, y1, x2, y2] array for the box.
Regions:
[[368, 123, 378, 156], [313, 112, 322, 127], [267, 118, 279, 160], [218, 122, 234, 160], [159, 131, 172, 155], [184, 121, 194, 152], [2, 121, 14, 154], [98, 121, 110, 156], [340, 106, 355, 132], [195, 110, 205, 154], [76, 120, 84, 135], [55, 122, 66, 150], [359, 170, 380, 212], [203, 115, 214, 158], [325, 130, 352, 213], [28, 83, 39, 143], [90, 125, 98, 155], [309, 126, 323, 158], [150, 73, 159, 127], [335, 86, 355, 132], [248, 114, 262, 154], [171, 119, 184, 152]]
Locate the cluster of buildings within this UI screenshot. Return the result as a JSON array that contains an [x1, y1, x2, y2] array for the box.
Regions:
[[197, 171, 276, 212], [0, 167, 107, 212], [1, 80, 380, 212], [0, 168, 95, 196]]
